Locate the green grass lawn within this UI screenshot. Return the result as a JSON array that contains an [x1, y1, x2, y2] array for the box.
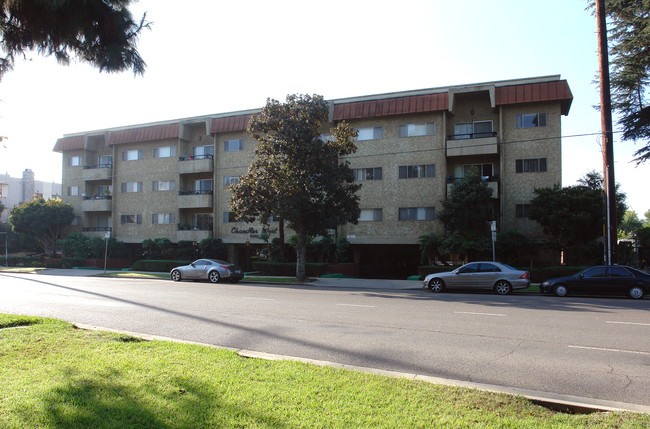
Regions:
[[1, 314, 647, 428]]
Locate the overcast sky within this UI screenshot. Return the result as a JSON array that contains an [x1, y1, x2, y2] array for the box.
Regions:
[[0, 0, 648, 215]]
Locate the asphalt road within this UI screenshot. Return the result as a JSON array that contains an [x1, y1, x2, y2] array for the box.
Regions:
[[1, 272, 649, 407]]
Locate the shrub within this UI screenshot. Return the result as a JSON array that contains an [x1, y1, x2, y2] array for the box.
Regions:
[[252, 261, 328, 277]]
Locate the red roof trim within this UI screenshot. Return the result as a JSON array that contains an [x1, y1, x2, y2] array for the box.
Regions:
[[332, 93, 449, 121], [108, 123, 179, 146], [210, 115, 251, 133], [53, 135, 85, 152], [495, 80, 573, 115]]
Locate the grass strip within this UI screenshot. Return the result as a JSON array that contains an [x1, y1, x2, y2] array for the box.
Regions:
[[1, 313, 647, 428]]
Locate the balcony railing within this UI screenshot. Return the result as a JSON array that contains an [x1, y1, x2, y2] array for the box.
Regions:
[[178, 154, 214, 174], [82, 227, 112, 232], [83, 163, 113, 181], [177, 190, 213, 208], [178, 190, 213, 196], [82, 195, 112, 211], [446, 131, 497, 140], [83, 194, 112, 200]]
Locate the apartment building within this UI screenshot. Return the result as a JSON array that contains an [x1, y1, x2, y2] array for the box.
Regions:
[[53, 75, 572, 277]]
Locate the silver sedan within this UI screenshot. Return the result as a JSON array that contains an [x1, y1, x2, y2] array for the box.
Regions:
[[170, 259, 244, 283], [423, 262, 530, 295]]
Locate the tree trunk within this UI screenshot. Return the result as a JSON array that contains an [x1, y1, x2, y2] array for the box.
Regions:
[[295, 232, 308, 282], [279, 219, 285, 259]]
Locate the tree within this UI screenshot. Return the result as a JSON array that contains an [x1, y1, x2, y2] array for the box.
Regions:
[[619, 210, 643, 238], [437, 168, 494, 260], [418, 232, 444, 266], [230, 94, 360, 281], [594, 0, 650, 163], [529, 171, 627, 264], [9, 198, 74, 256], [1, 0, 150, 80]]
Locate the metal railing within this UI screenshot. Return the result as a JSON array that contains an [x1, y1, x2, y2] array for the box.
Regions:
[[178, 154, 214, 161], [82, 195, 112, 200], [178, 190, 213, 196], [83, 163, 113, 169], [446, 131, 497, 140], [82, 227, 112, 232]]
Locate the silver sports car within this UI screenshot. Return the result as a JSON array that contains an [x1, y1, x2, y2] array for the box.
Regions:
[[423, 261, 530, 295], [170, 259, 244, 283]]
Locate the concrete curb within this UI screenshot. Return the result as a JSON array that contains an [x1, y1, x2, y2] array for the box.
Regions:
[[74, 323, 650, 415]]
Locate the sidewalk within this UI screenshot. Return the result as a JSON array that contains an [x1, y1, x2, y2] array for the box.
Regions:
[[30, 268, 423, 290]]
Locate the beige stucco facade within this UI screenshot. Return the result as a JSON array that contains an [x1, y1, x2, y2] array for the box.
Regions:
[[54, 75, 572, 275]]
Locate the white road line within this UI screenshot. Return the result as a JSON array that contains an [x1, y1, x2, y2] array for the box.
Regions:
[[454, 311, 506, 317], [242, 297, 276, 301], [569, 345, 650, 355], [337, 304, 376, 308], [606, 321, 650, 327]]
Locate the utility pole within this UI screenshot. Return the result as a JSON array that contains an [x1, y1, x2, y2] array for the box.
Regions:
[[596, 0, 617, 265]]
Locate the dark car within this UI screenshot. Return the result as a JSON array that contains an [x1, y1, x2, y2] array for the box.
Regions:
[[540, 265, 648, 299], [170, 259, 244, 283]]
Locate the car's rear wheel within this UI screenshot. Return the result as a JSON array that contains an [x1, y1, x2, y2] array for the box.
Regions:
[[553, 284, 568, 297], [428, 278, 445, 293], [209, 271, 220, 283], [171, 270, 182, 282], [628, 285, 645, 299], [494, 280, 512, 295]]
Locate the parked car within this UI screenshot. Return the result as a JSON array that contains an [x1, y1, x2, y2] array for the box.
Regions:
[[423, 262, 530, 295], [170, 259, 244, 283], [540, 265, 648, 299]]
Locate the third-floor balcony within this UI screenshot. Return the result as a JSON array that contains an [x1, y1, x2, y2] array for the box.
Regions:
[[178, 190, 213, 208], [178, 154, 214, 174], [446, 132, 498, 157], [83, 163, 112, 181], [82, 195, 112, 211]]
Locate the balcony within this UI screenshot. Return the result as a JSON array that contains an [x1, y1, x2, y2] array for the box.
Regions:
[[83, 164, 112, 181], [82, 227, 111, 238], [178, 190, 213, 208], [82, 195, 112, 211], [447, 177, 499, 198], [178, 154, 214, 174], [177, 225, 212, 242], [446, 132, 498, 157]]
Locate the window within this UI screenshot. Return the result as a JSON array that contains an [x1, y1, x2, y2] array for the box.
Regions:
[[223, 212, 239, 223], [153, 146, 176, 158], [98, 155, 112, 167], [479, 263, 501, 273], [97, 216, 110, 228], [515, 113, 547, 129], [152, 180, 176, 191], [120, 214, 142, 224], [582, 266, 607, 278], [69, 156, 82, 166], [399, 164, 435, 179], [224, 139, 243, 152], [70, 216, 81, 226], [192, 214, 213, 230], [359, 209, 382, 222], [355, 127, 382, 141], [152, 213, 175, 225], [399, 122, 435, 137], [96, 185, 111, 196], [122, 150, 143, 161], [223, 176, 240, 187], [515, 204, 531, 218], [68, 186, 80, 196], [193, 145, 214, 157], [609, 266, 632, 278], [353, 167, 382, 181], [195, 179, 213, 192], [516, 158, 547, 173], [398, 207, 435, 221], [457, 263, 479, 274], [121, 182, 142, 193], [453, 121, 493, 138]]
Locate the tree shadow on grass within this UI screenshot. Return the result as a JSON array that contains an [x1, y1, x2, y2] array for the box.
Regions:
[[39, 369, 286, 428]]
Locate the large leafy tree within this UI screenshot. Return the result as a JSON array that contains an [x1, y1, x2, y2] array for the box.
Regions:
[[9, 198, 74, 256], [530, 171, 627, 264], [1, 0, 150, 80], [230, 94, 360, 281], [437, 168, 494, 260], [594, 0, 650, 163]]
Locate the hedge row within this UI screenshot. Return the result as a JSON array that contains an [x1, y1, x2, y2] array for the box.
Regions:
[[417, 265, 588, 283], [131, 259, 191, 273], [252, 261, 329, 277]]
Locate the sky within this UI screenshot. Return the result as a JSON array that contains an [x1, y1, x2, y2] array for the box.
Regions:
[[0, 0, 648, 216]]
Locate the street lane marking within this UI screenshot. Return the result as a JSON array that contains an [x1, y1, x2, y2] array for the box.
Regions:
[[242, 297, 276, 301], [454, 311, 505, 317], [606, 321, 650, 327], [337, 304, 376, 308], [569, 345, 650, 355]]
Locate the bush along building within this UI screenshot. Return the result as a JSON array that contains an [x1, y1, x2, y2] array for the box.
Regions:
[[53, 75, 572, 278]]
